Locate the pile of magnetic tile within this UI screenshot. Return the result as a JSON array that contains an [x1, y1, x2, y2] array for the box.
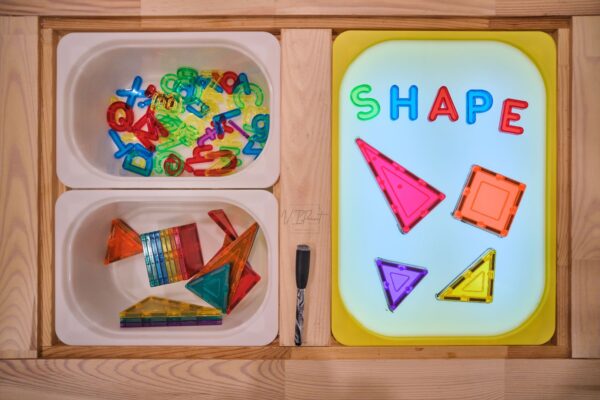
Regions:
[[104, 219, 205, 286], [185, 210, 261, 314], [104, 210, 262, 328], [119, 296, 222, 327]]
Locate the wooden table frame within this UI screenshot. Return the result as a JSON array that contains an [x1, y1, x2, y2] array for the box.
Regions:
[[1, 4, 599, 398]]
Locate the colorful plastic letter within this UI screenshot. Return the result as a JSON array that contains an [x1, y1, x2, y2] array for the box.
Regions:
[[499, 98, 528, 134], [132, 108, 169, 152], [243, 138, 263, 159], [212, 108, 241, 135], [466, 89, 493, 124], [234, 72, 251, 95], [390, 85, 418, 121], [350, 84, 380, 121], [163, 153, 184, 176], [122, 144, 153, 176], [428, 86, 459, 122], [233, 83, 263, 108], [116, 75, 146, 108], [108, 129, 134, 159], [107, 101, 134, 132], [218, 71, 238, 94]]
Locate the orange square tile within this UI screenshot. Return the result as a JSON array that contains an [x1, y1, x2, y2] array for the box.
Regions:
[[453, 165, 526, 237]]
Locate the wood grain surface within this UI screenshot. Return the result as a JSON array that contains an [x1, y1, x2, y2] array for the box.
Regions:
[[2, 0, 599, 17], [37, 16, 574, 358], [277, 29, 332, 346], [38, 27, 62, 348], [0, 359, 599, 399], [572, 16, 600, 359], [554, 28, 571, 351], [40, 16, 570, 32], [0, 359, 285, 399], [0, 0, 139, 16], [0, 16, 38, 359]]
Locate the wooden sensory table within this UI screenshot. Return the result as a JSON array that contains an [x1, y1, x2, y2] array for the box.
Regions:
[[1, 3, 600, 398]]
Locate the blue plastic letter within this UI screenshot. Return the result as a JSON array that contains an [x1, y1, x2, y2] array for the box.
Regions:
[[466, 89, 493, 125], [390, 85, 418, 121], [108, 129, 133, 159]]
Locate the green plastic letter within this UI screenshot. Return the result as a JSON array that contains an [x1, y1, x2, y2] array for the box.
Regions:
[[350, 84, 380, 121]]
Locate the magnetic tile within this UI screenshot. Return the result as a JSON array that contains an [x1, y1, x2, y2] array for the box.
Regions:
[[208, 209, 262, 313], [188, 222, 259, 307], [453, 165, 526, 237], [120, 296, 222, 320], [186, 264, 230, 312], [437, 249, 496, 303], [178, 223, 205, 276], [150, 231, 167, 285], [141, 233, 159, 287], [375, 258, 428, 312], [356, 138, 445, 234], [104, 218, 143, 265]]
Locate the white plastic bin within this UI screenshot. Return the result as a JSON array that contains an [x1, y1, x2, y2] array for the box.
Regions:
[[55, 190, 278, 346], [57, 32, 280, 188]]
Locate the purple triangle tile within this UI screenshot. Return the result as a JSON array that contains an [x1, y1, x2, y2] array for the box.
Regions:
[[375, 258, 428, 312]]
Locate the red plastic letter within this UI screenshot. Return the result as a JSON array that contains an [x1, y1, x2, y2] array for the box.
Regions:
[[499, 98, 528, 135], [428, 86, 459, 122]]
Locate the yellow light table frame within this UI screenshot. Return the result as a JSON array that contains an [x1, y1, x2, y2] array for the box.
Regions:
[[331, 30, 557, 346]]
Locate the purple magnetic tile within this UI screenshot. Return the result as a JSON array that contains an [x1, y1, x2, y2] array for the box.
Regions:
[[121, 319, 222, 328], [375, 258, 428, 312]]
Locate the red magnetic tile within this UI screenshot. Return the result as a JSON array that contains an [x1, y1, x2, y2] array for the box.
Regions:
[[177, 223, 205, 276]]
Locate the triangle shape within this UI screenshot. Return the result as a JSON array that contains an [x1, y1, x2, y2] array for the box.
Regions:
[[356, 138, 445, 234], [208, 209, 262, 313], [104, 219, 143, 265], [188, 222, 259, 307], [376, 258, 428, 312], [227, 266, 261, 313], [119, 296, 222, 327], [186, 264, 230, 312], [437, 249, 496, 303], [120, 296, 221, 318]]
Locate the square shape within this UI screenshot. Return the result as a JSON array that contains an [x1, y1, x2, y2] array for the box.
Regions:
[[332, 31, 556, 346], [454, 165, 526, 237]]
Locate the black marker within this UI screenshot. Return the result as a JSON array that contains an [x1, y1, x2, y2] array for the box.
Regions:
[[294, 244, 311, 346]]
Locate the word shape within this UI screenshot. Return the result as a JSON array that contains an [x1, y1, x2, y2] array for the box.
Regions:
[[350, 84, 529, 135]]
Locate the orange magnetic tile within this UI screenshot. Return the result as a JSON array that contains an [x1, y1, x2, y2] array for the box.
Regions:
[[453, 165, 526, 237], [104, 219, 143, 265], [187, 222, 259, 307]]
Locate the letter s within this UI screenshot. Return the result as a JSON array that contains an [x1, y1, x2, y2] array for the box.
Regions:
[[350, 84, 380, 121]]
